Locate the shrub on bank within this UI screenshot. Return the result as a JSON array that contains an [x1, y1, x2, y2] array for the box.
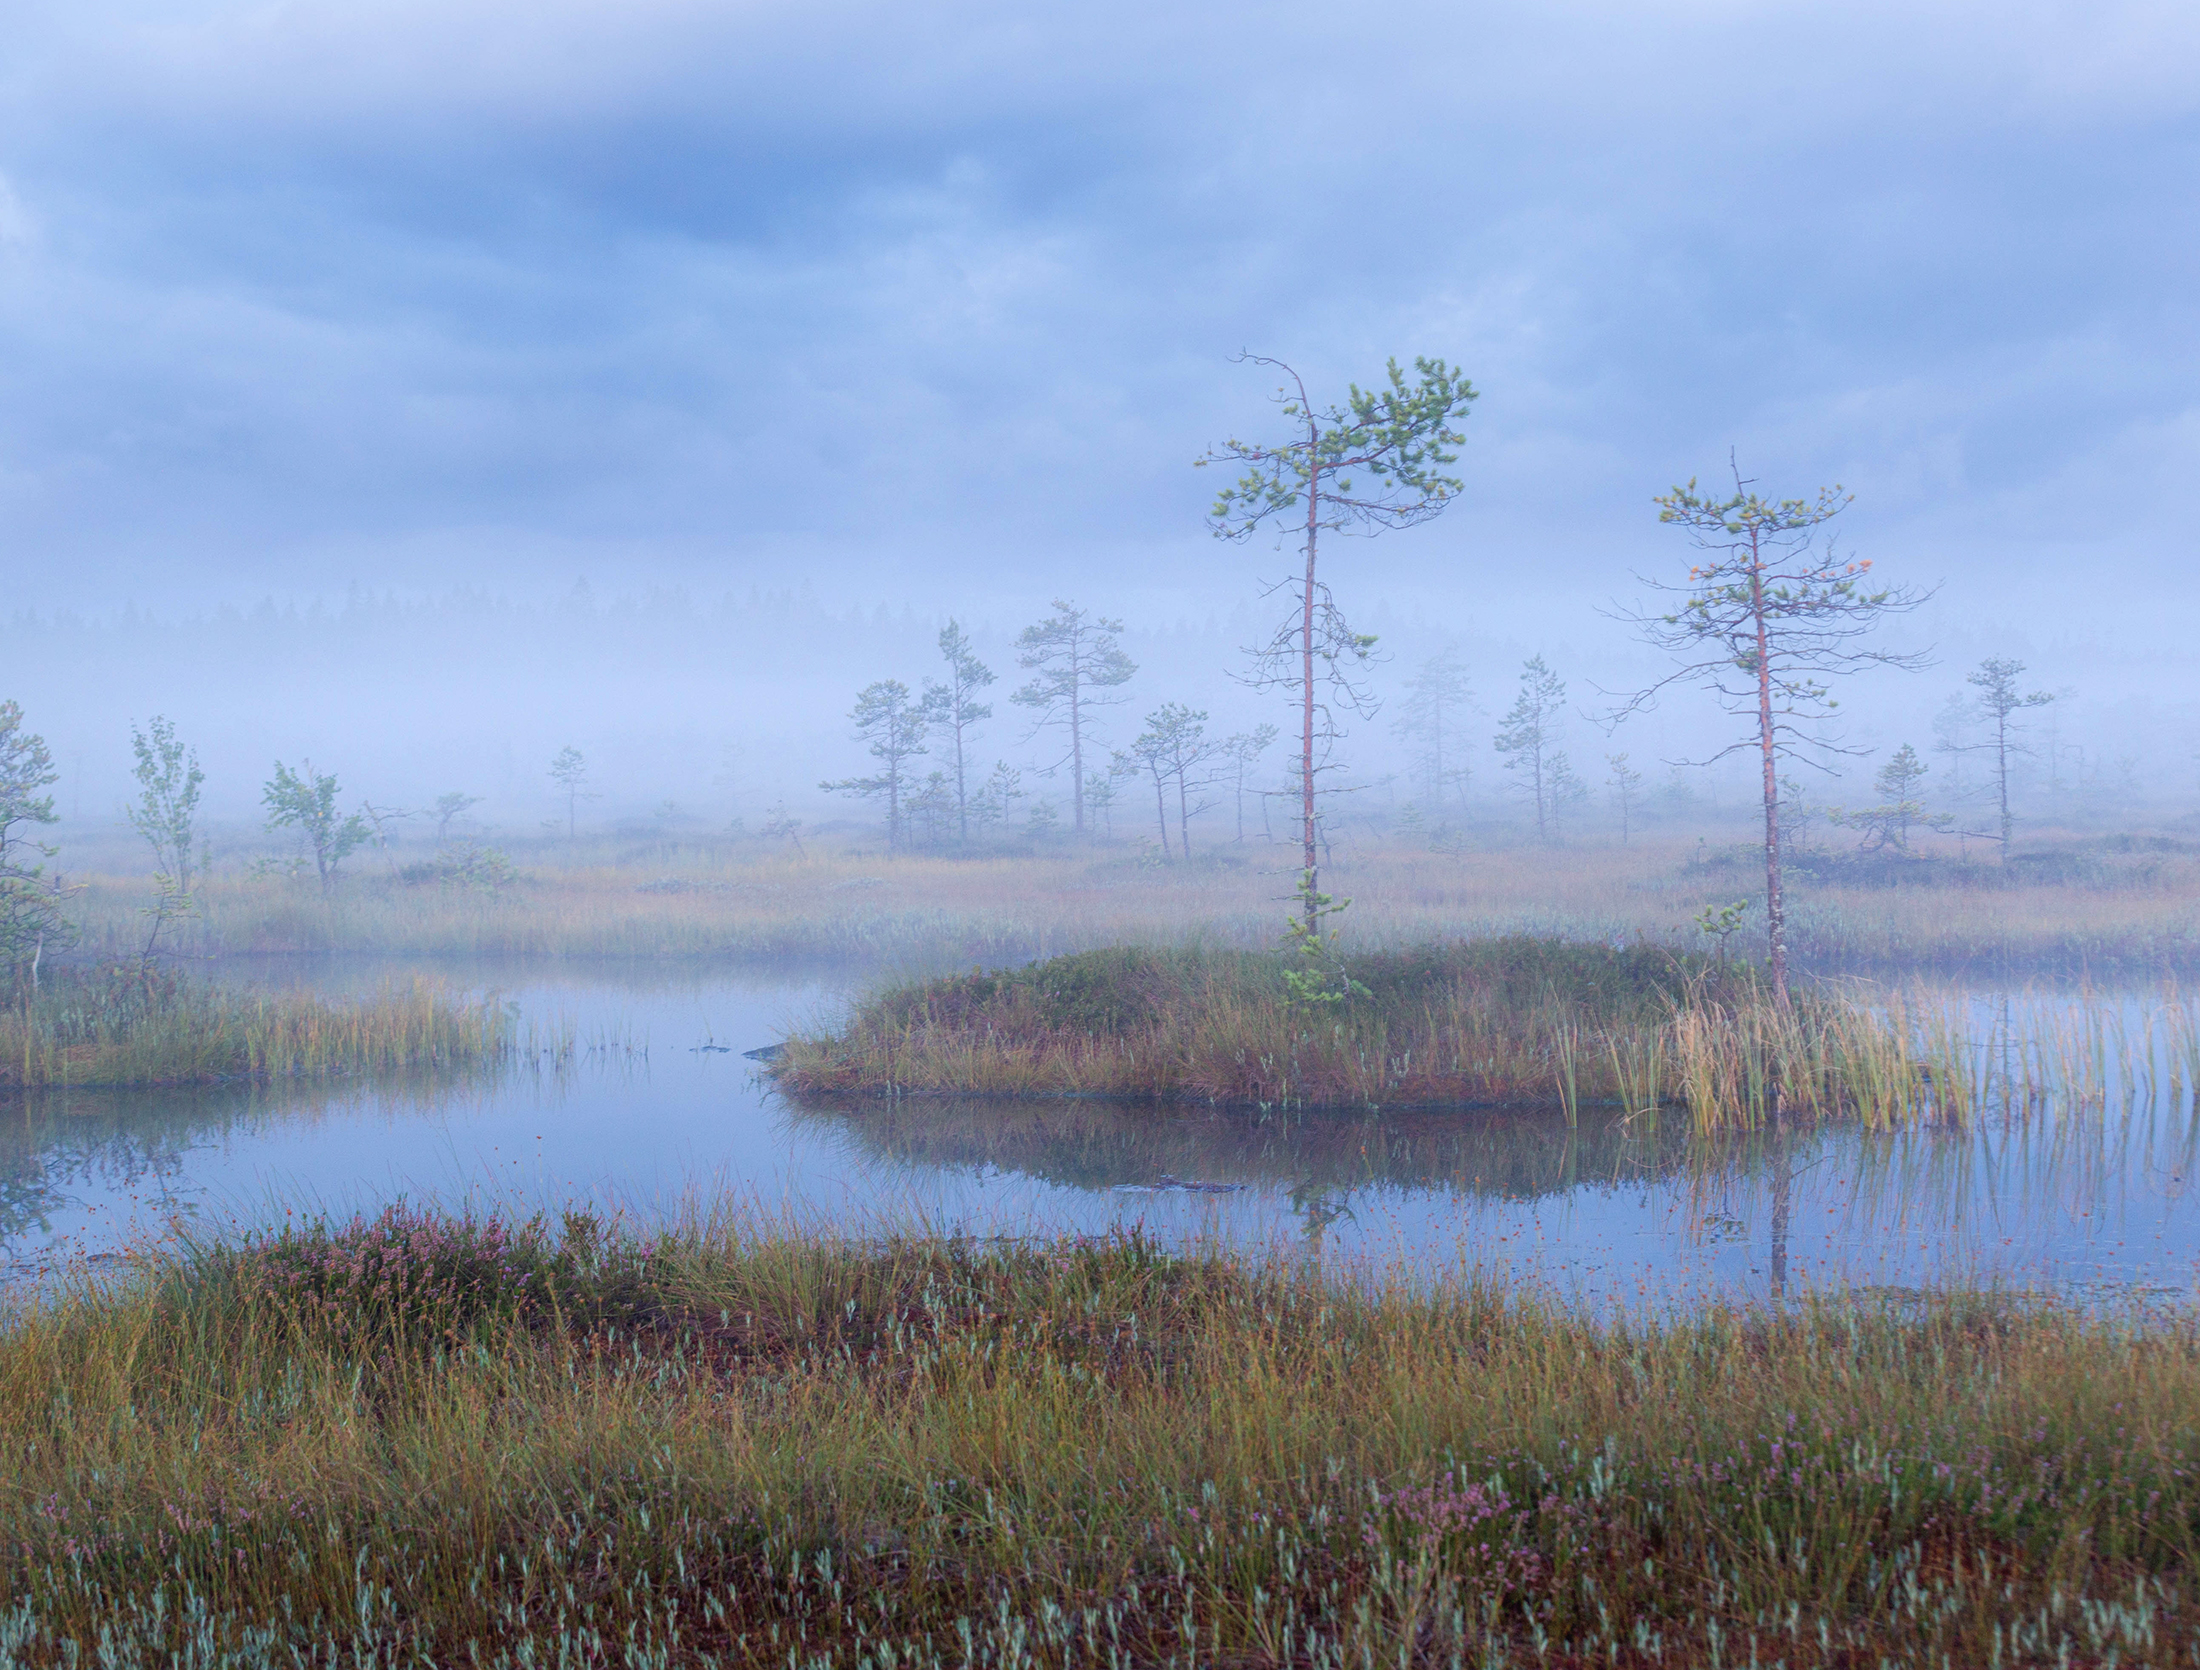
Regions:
[[180, 1203, 659, 1348]]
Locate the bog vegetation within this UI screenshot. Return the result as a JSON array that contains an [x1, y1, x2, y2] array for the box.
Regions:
[[0, 965, 525, 1089], [1, 1213, 2196, 1666], [774, 938, 2200, 1127], [40, 835, 2200, 976]]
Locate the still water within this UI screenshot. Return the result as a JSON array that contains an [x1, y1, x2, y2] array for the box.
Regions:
[[4, 958, 2196, 1311]]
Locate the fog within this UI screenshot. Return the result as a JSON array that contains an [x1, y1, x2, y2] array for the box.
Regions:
[[2, 0, 2195, 854], [8, 578, 2192, 861]]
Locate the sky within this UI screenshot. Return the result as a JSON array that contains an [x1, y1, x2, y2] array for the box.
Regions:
[[1, 0, 2195, 820]]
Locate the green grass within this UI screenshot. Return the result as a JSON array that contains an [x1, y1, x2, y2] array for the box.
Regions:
[[1, 1210, 2197, 1665], [0, 964, 530, 1088]]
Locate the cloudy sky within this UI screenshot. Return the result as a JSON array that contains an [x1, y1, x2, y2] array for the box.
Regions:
[[2, 1, 2192, 632]]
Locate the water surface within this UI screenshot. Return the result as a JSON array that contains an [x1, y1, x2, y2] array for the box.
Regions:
[[5, 958, 2196, 1312]]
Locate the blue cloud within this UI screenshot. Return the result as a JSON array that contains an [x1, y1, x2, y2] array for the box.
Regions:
[[0, 0, 2191, 647]]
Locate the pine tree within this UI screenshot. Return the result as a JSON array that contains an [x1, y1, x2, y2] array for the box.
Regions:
[[1393, 646, 1476, 815], [264, 761, 370, 894], [1958, 657, 2058, 862], [1833, 743, 1952, 855], [1605, 752, 1646, 845], [1494, 656, 1568, 841], [127, 715, 205, 961], [1011, 601, 1136, 837], [932, 621, 995, 844], [1121, 703, 1214, 860], [1202, 355, 1476, 932], [0, 701, 67, 977], [820, 680, 936, 848], [548, 746, 597, 841], [1614, 466, 1931, 1004]]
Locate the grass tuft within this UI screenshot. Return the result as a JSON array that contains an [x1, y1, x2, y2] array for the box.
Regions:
[[0, 964, 527, 1087]]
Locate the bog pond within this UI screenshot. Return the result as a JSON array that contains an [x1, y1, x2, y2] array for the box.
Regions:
[[4, 956, 2197, 1311]]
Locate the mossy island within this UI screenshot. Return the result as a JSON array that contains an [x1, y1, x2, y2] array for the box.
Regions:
[[774, 937, 1977, 1128]]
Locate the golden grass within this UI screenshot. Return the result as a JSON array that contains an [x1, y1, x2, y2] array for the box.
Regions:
[[1, 1213, 2196, 1664], [52, 835, 2200, 973], [0, 965, 532, 1088]]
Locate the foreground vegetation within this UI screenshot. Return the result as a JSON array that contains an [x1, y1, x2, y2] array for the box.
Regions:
[[0, 965, 523, 1088], [55, 833, 2200, 975], [0, 1213, 2195, 1665]]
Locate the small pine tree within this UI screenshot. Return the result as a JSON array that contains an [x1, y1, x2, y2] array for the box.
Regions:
[[933, 621, 996, 844], [821, 681, 936, 849], [548, 746, 598, 841], [1494, 656, 1567, 842], [1011, 602, 1136, 837], [1605, 752, 1646, 845], [1959, 657, 2059, 862], [127, 715, 205, 962], [1833, 743, 1953, 855], [0, 701, 68, 978], [1393, 647, 1475, 814]]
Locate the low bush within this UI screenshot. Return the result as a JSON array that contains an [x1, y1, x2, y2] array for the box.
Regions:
[[179, 1202, 658, 1349]]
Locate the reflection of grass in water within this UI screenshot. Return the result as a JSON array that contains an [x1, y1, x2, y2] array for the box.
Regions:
[[786, 1092, 1707, 1201], [794, 1058, 2200, 1284], [56, 835, 2200, 974], [6, 1212, 2200, 1661], [1830, 1083, 2200, 1251], [0, 965, 553, 1090]]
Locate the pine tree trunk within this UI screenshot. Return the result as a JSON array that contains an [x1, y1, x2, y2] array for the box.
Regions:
[[1752, 552, 1788, 1009], [1301, 455, 1320, 933]]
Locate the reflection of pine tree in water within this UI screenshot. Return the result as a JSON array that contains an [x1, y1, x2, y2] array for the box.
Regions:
[[793, 1094, 1913, 1297], [1768, 1137, 1792, 1303], [0, 1085, 290, 1249], [1286, 1179, 1356, 1251]]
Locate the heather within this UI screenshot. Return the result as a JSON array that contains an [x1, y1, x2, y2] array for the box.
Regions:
[[1, 1211, 2197, 1664]]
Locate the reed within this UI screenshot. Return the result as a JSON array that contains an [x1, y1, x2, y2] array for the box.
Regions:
[[1, 1211, 2196, 1665], [0, 965, 530, 1088]]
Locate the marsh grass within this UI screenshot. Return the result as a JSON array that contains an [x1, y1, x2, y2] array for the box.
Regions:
[[0, 965, 529, 1088], [779, 943, 2200, 1131], [778, 943, 1901, 1128], [2, 1211, 2198, 1665], [55, 835, 2200, 974]]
